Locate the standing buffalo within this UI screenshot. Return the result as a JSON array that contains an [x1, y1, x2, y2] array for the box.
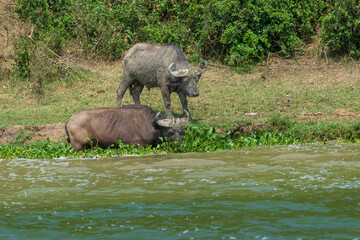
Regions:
[[117, 43, 207, 120], [65, 104, 189, 151]]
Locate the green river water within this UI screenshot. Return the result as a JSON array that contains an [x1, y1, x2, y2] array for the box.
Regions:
[[1, 143, 359, 239]]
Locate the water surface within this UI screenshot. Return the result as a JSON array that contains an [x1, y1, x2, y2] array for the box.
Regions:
[[1, 143, 359, 239]]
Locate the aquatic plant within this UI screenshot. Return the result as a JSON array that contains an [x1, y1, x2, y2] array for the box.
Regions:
[[0, 126, 295, 159], [1, 124, 358, 160]]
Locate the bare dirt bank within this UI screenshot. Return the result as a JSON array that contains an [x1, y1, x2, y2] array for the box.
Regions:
[[0, 123, 66, 145]]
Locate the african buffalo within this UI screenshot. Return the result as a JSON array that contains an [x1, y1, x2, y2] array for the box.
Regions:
[[65, 105, 189, 151], [116, 43, 207, 120]]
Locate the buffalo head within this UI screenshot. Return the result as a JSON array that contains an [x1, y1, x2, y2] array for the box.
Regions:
[[154, 110, 190, 144], [167, 60, 207, 97]]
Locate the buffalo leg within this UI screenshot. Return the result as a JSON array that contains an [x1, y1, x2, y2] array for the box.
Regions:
[[117, 72, 133, 108], [178, 91, 192, 120], [129, 81, 144, 105], [160, 86, 173, 118]]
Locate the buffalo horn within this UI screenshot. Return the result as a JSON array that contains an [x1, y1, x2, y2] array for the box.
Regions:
[[155, 112, 161, 122], [181, 110, 190, 125], [156, 112, 189, 128], [168, 63, 189, 77], [197, 59, 207, 75], [155, 112, 172, 128], [200, 60, 207, 70]]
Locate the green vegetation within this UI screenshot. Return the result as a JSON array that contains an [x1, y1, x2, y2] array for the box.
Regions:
[[4, 0, 360, 95], [0, 126, 300, 160], [1, 57, 359, 158], [321, 0, 360, 58], [1, 121, 359, 159], [0, 0, 359, 159], [9, 0, 360, 78]]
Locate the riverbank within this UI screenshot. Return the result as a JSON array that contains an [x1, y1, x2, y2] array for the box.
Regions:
[[1, 1, 359, 136], [1, 53, 360, 155], [1, 0, 360, 152], [0, 123, 359, 159]]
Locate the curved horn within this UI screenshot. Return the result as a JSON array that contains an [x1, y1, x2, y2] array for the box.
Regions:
[[155, 112, 161, 122], [168, 63, 189, 77], [181, 110, 190, 125], [200, 59, 207, 70], [155, 112, 174, 128], [196, 60, 207, 75]]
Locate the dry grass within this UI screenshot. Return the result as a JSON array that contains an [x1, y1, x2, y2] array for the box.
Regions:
[[1, 52, 359, 130]]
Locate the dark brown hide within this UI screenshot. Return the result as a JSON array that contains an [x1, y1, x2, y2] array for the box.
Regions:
[[65, 105, 187, 151]]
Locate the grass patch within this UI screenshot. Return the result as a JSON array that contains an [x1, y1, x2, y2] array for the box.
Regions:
[[1, 58, 359, 129], [286, 121, 360, 143]]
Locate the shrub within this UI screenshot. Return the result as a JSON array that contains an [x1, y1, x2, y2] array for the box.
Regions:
[[186, 0, 326, 70], [267, 114, 295, 132], [14, 0, 327, 71], [14, 0, 360, 73], [11, 33, 80, 94], [321, 0, 360, 58], [12, 36, 31, 81]]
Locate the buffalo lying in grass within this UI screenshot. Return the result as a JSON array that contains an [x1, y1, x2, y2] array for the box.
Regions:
[[65, 104, 189, 151]]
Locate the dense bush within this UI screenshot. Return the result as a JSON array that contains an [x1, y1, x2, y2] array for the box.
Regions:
[[11, 0, 360, 78], [194, 0, 326, 70], [322, 0, 360, 58], [11, 33, 80, 91], [14, 0, 324, 59]]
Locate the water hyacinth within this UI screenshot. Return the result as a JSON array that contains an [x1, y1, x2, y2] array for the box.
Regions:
[[0, 126, 291, 159], [1, 125, 357, 160]]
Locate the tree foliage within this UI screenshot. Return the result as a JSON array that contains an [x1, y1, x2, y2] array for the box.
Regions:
[[12, 0, 360, 75], [321, 0, 360, 58]]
